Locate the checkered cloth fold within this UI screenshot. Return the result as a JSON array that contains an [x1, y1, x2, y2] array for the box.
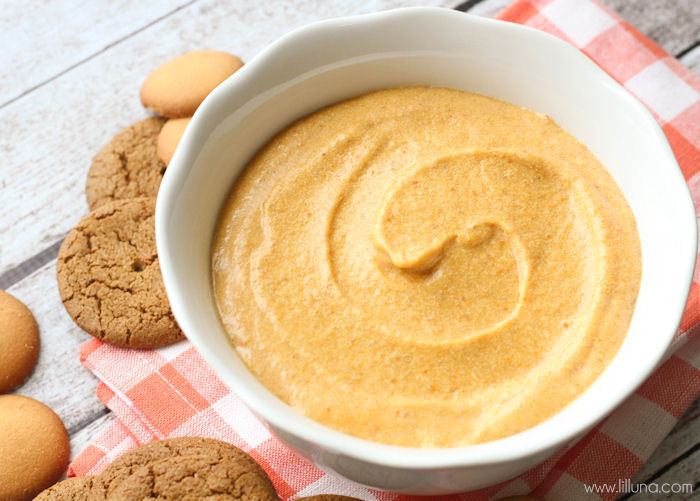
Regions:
[[69, 1, 700, 499]]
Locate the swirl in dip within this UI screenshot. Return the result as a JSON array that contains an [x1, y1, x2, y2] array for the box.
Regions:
[[212, 86, 641, 447]]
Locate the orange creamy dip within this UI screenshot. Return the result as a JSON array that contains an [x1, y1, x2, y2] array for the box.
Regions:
[[212, 86, 641, 447]]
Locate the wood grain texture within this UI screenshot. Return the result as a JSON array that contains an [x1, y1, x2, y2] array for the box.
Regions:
[[628, 449, 699, 500], [0, 0, 195, 105], [644, 450, 699, 500]]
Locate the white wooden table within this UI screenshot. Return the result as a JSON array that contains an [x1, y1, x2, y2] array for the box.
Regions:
[[2, 1, 698, 499]]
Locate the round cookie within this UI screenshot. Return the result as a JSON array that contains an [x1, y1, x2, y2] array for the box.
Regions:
[[140, 50, 243, 118], [56, 198, 183, 349], [157, 117, 191, 165], [86, 117, 167, 210], [100, 437, 277, 500], [0, 395, 70, 501], [0, 291, 39, 393], [34, 476, 105, 500]]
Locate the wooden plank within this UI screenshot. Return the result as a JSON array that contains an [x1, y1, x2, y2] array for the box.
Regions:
[[7, 261, 106, 435], [0, 0, 196, 106], [0, 0, 458, 278]]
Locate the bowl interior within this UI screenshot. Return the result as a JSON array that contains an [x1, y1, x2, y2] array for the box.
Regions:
[[156, 7, 696, 469]]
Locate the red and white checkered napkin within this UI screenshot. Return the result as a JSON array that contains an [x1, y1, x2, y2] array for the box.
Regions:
[[70, 1, 700, 499]]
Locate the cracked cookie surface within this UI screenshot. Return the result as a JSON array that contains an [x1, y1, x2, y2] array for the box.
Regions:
[[56, 197, 183, 348], [86, 117, 167, 210], [100, 437, 278, 500], [34, 476, 106, 500]]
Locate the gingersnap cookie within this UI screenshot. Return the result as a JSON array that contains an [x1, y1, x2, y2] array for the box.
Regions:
[[100, 437, 278, 500], [56, 198, 183, 349], [85, 117, 167, 210], [34, 476, 105, 500], [0, 290, 39, 393], [140, 51, 243, 118], [157, 117, 191, 165], [0, 395, 70, 501]]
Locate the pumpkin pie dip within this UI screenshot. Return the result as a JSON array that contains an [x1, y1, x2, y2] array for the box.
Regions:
[[212, 86, 641, 447]]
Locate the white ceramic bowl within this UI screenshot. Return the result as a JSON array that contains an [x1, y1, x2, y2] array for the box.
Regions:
[[156, 7, 696, 494]]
